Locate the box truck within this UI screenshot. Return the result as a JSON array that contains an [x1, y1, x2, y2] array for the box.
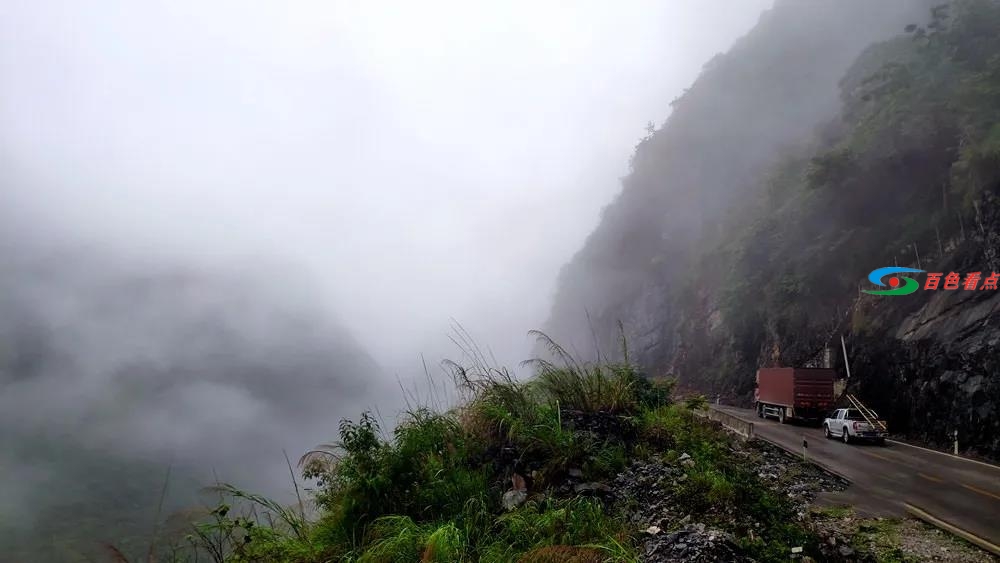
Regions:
[[754, 367, 836, 424]]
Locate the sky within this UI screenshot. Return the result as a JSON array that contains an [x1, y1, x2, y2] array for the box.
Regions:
[[0, 0, 774, 376]]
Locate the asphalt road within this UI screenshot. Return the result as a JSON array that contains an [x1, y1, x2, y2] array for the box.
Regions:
[[711, 404, 1000, 552]]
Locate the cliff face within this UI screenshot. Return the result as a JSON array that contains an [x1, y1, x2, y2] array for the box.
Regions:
[[850, 191, 1000, 459], [546, 0, 1000, 458], [546, 0, 936, 363]]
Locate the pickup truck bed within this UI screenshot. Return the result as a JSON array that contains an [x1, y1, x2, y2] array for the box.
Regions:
[[823, 408, 887, 445]]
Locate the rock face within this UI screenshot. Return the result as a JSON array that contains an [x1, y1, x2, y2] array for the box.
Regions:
[[851, 319, 1000, 459], [545, 0, 1000, 460], [544, 0, 936, 365], [839, 192, 1000, 459]]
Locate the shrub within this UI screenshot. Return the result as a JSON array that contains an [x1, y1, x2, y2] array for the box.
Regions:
[[525, 331, 645, 415], [176, 331, 825, 563], [350, 517, 469, 563], [303, 409, 490, 543], [477, 498, 634, 563]]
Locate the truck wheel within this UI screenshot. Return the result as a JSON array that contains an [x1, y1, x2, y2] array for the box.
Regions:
[[876, 438, 886, 447], [842, 427, 850, 444], [824, 425, 832, 439]]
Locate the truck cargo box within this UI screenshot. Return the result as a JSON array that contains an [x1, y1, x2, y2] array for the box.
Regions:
[[754, 367, 836, 422]]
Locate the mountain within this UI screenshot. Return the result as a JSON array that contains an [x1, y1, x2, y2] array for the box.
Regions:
[[545, 0, 1000, 458]]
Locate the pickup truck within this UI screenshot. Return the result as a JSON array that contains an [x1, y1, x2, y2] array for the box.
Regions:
[[823, 408, 887, 445]]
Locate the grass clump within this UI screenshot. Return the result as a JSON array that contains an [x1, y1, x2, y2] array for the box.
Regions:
[[160, 330, 823, 562]]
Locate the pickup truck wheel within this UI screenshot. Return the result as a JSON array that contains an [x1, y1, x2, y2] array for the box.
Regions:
[[824, 425, 832, 439], [842, 427, 850, 444], [876, 438, 886, 447]]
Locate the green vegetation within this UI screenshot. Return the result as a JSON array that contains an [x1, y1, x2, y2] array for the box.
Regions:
[[545, 0, 1000, 457], [119, 333, 823, 562], [851, 519, 911, 563], [627, 0, 1000, 404]]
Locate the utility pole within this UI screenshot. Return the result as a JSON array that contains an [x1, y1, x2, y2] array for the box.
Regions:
[[954, 429, 959, 455], [841, 335, 852, 380]]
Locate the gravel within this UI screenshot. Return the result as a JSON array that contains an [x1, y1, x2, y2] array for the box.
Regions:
[[610, 456, 751, 562]]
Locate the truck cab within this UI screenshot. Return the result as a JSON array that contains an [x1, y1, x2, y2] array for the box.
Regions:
[[824, 408, 888, 445]]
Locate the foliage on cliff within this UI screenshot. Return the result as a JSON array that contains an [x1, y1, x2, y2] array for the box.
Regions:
[[545, 0, 1000, 456], [714, 0, 1000, 380], [146, 337, 822, 562]]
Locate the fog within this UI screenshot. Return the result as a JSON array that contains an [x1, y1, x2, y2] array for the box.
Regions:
[[0, 0, 773, 540], [2, 0, 773, 372]]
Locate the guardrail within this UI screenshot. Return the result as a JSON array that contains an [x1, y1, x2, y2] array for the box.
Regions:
[[701, 407, 754, 439]]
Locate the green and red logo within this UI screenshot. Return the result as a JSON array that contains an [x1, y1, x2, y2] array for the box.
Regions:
[[863, 267, 924, 295], [864, 267, 1000, 295]]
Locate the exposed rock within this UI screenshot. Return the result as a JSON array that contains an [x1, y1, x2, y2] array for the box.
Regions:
[[502, 489, 527, 511], [574, 482, 612, 494], [512, 472, 527, 492], [642, 524, 746, 563], [560, 409, 637, 441]]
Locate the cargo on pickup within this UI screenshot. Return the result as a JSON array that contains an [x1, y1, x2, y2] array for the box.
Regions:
[[754, 367, 836, 424]]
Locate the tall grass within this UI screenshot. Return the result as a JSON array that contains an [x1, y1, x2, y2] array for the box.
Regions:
[[524, 331, 643, 414], [154, 330, 819, 562]]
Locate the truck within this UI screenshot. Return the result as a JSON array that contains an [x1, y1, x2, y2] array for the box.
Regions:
[[754, 367, 836, 424], [823, 408, 888, 445]]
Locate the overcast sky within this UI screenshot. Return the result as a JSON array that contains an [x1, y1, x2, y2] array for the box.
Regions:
[[1, 0, 774, 375]]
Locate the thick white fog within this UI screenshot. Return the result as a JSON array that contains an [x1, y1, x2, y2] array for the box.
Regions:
[[1, 3, 788, 547], [1, 0, 772, 375]]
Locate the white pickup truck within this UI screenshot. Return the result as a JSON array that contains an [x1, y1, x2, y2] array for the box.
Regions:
[[823, 408, 887, 445]]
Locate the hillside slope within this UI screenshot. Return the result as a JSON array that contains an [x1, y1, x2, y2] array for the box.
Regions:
[[545, 0, 1000, 458]]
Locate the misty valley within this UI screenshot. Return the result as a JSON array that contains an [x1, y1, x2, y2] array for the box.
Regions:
[[2, 1, 1000, 562]]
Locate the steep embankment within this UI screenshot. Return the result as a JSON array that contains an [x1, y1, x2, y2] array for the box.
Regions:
[[546, 0, 1000, 458]]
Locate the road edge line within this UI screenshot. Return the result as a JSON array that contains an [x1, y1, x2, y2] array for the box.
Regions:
[[709, 406, 852, 483], [887, 439, 1000, 472], [904, 502, 1000, 556]]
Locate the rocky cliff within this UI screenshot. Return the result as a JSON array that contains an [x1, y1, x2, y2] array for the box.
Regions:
[[545, 0, 1000, 459]]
